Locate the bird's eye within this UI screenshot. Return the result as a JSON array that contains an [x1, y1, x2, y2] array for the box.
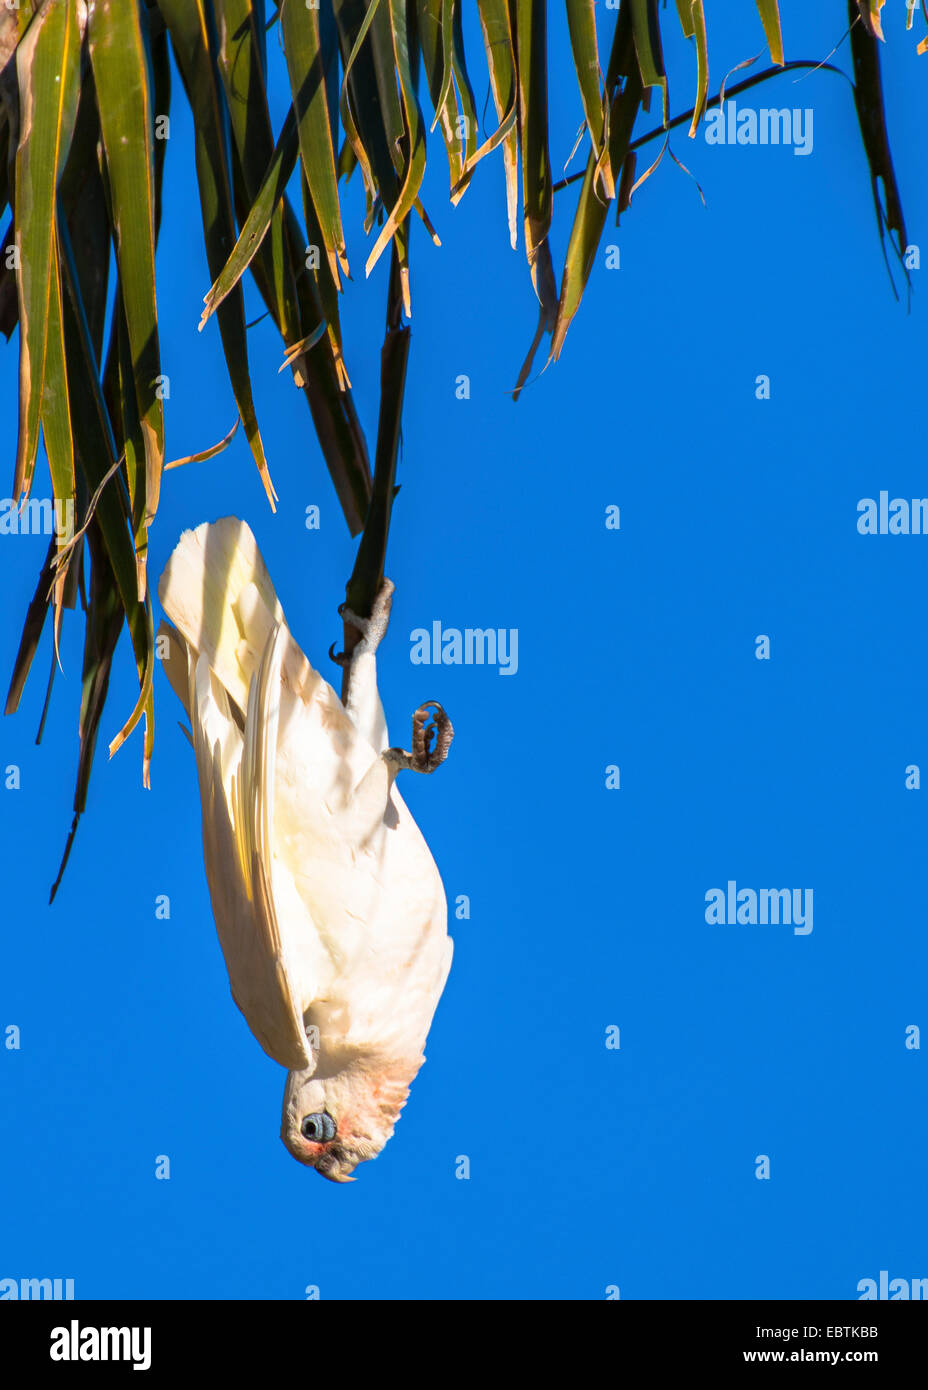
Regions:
[[301, 1112, 336, 1143]]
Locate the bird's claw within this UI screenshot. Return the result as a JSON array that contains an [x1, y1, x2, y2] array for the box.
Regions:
[[384, 701, 454, 775], [412, 701, 453, 772], [338, 579, 395, 649]]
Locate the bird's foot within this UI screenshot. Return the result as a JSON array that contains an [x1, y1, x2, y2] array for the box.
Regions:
[[330, 578, 395, 668], [384, 701, 454, 775], [340, 579, 395, 653]]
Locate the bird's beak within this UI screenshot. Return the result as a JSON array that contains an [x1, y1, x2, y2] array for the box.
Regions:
[[317, 1149, 357, 1183], [311, 1139, 355, 1184]]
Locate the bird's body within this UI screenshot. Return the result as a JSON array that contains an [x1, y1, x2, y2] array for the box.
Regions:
[[157, 518, 452, 1179]]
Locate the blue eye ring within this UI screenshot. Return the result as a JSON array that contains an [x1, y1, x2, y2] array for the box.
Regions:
[[301, 1112, 337, 1143]]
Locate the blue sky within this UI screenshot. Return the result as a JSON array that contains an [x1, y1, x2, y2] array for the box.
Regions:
[[1, 2, 927, 1299]]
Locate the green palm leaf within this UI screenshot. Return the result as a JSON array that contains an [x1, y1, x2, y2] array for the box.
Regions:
[[0, 0, 916, 893], [87, 0, 164, 601]]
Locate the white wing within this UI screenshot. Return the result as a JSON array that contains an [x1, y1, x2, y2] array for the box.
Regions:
[[187, 634, 313, 1071]]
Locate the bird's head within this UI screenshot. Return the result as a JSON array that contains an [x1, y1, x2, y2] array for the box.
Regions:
[[280, 1055, 422, 1181]]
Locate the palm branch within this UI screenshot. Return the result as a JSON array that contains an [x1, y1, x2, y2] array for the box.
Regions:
[[0, 0, 915, 896]]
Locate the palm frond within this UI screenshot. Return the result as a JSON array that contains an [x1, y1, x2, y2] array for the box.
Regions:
[[0, 0, 915, 893]]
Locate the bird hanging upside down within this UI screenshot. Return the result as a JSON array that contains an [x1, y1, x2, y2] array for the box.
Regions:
[[157, 518, 453, 1181]]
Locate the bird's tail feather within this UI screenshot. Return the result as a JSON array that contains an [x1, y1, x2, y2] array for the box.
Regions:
[[157, 517, 290, 718]]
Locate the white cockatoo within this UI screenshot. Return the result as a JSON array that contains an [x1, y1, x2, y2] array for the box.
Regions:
[[156, 518, 453, 1181]]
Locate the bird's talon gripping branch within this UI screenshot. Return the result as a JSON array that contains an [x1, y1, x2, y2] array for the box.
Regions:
[[385, 701, 454, 775], [340, 579, 395, 654], [328, 641, 351, 668]]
